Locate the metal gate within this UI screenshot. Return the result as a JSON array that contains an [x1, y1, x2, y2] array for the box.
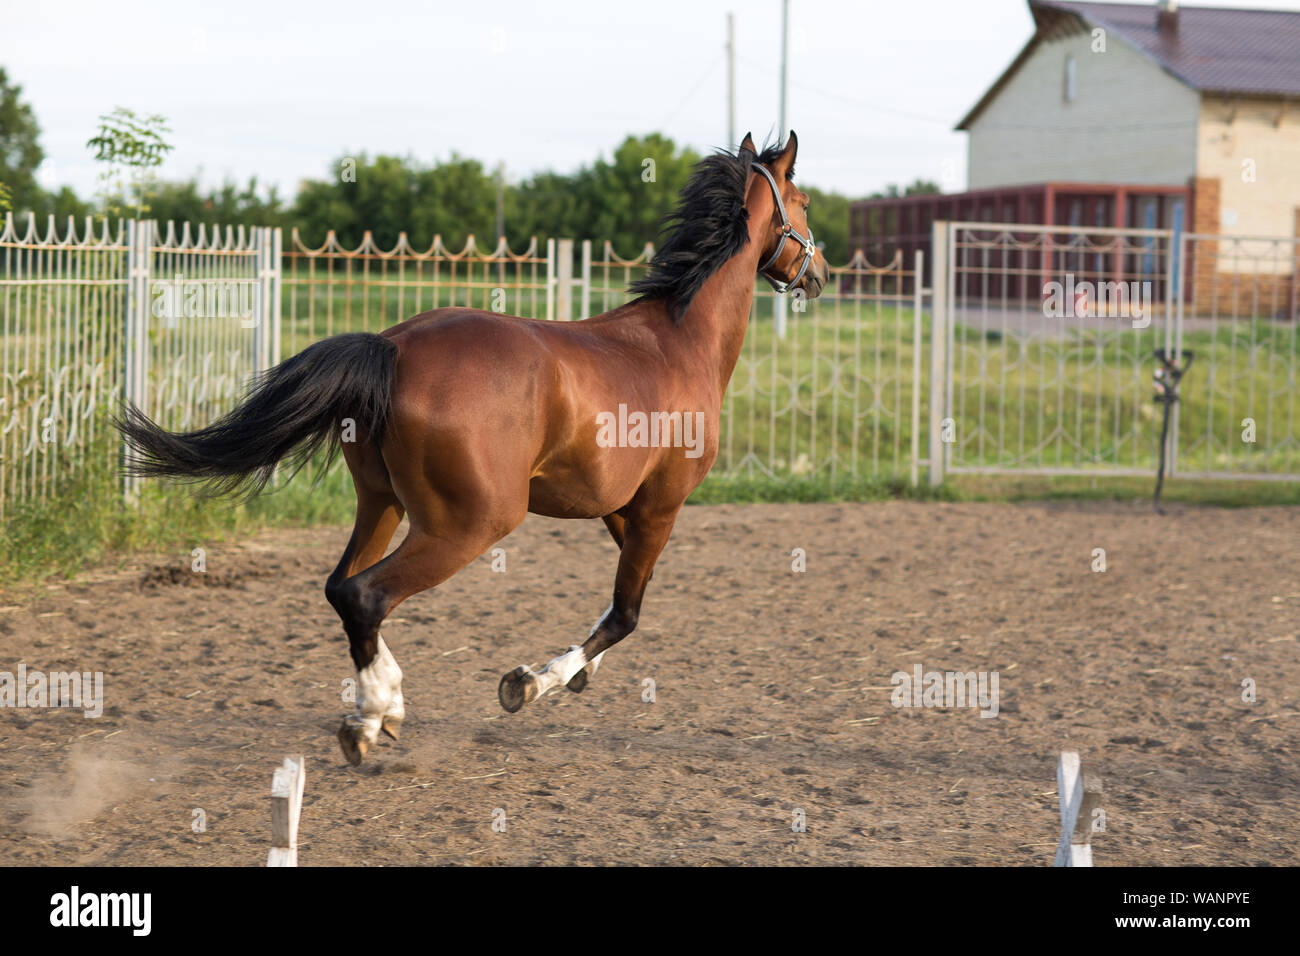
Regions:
[[122, 220, 280, 495], [928, 220, 1300, 485]]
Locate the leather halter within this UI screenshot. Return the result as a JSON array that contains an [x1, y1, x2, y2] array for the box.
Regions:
[[751, 161, 816, 294]]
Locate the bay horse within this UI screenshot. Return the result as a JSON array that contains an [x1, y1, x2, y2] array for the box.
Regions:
[[117, 131, 829, 764]]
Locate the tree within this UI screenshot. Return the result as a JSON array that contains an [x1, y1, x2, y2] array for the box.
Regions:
[[411, 154, 498, 250], [292, 168, 361, 247], [145, 176, 284, 232], [804, 186, 851, 265], [588, 134, 701, 257], [509, 134, 701, 256], [869, 178, 941, 200], [508, 169, 590, 246], [290, 153, 499, 251], [31, 186, 92, 224], [86, 107, 174, 218], [0, 67, 45, 215]]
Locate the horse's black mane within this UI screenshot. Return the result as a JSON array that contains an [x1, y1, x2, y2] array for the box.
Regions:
[[629, 142, 788, 322]]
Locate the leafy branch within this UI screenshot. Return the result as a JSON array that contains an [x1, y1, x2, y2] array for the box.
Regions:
[[86, 107, 174, 219]]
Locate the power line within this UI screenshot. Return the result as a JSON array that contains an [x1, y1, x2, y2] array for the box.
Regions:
[[738, 53, 1203, 132], [659, 58, 724, 131], [736, 53, 954, 125]]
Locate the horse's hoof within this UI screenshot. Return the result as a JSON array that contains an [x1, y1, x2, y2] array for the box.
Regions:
[[566, 667, 589, 694], [381, 715, 403, 741], [337, 719, 368, 766], [499, 666, 537, 714]]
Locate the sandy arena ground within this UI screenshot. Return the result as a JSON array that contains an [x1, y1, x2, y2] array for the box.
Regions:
[[1, 500, 1297, 866]]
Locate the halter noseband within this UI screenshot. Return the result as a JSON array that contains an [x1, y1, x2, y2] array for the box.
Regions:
[[751, 161, 817, 295]]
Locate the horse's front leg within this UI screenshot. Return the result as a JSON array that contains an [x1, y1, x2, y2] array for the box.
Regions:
[[498, 505, 679, 713]]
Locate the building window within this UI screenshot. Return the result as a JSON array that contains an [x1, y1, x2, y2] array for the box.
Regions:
[[1064, 55, 1077, 102]]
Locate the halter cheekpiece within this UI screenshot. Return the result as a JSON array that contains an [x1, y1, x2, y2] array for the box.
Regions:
[[750, 161, 817, 295]]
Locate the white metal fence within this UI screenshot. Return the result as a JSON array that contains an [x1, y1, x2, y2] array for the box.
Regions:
[[1, 214, 280, 513], [4, 212, 1297, 520]]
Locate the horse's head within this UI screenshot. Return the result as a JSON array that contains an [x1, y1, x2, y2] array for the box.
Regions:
[[741, 131, 831, 300]]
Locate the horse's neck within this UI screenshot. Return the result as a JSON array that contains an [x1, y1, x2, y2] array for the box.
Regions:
[[683, 215, 767, 398]]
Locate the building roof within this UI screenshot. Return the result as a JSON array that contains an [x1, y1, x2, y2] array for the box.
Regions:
[[956, 1, 1300, 130]]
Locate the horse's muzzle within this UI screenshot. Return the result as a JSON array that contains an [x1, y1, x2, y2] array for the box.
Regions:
[[802, 259, 830, 299]]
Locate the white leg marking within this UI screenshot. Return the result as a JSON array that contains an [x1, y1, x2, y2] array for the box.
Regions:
[[515, 605, 614, 700], [530, 644, 589, 697], [347, 635, 403, 743]]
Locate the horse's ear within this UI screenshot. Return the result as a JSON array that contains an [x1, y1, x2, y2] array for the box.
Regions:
[[773, 130, 798, 178], [738, 132, 756, 166]]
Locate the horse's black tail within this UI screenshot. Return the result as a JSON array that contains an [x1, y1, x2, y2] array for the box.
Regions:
[[115, 332, 398, 497]]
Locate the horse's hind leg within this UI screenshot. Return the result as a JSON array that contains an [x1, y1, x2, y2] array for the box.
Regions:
[[325, 480, 406, 758], [331, 502, 524, 764], [499, 503, 679, 712]]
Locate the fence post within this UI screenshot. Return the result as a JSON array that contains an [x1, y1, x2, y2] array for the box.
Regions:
[[122, 219, 152, 502], [545, 238, 556, 322], [1053, 750, 1103, 867], [580, 239, 592, 319], [928, 221, 949, 487], [267, 755, 306, 867], [911, 250, 925, 487], [270, 227, 283, 367], [251, 228, 266, 372], [556, 239, 574, 321], [254, 226, 282, 370], [1168, 225, 1185, 478]]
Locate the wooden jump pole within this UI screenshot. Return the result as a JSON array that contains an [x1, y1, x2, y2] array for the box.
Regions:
[[267, 755, 306, 867]]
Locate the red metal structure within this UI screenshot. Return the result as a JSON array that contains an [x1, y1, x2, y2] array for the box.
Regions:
[[850, 181, 1192, 287]]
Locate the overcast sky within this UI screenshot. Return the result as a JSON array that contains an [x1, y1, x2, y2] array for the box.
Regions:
[[6, 0, 1298, 201]]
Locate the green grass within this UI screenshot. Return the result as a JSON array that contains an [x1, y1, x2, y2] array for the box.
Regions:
[[947, 317, 1300, 475], [688, 470, 956, 504], [948, 473, 1300, 507], [0, 440, 356, 595]]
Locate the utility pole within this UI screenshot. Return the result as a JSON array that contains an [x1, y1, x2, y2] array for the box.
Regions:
[[779, 0, 788, 143], [727, 12, 736, 149], [774, 0, 790, 339], [494, 161, 505, 242]]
